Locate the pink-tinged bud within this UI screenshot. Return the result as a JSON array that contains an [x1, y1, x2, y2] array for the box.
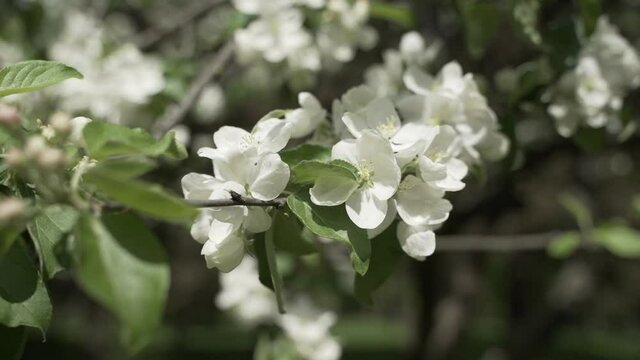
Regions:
[[37, 148, 66, 169], [50, 112, 72, 135], [0, 104, 20, 127], [4, 148, 26, 167], [0, 197, 27, 223]]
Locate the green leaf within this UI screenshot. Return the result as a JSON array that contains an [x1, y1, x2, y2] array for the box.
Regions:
[[259, 109, 289, 122], [252, 232, 274, 291], [73, 214, 170, 351], [272, 211, 317, 255], [291, 160, 358, 185], [0, 60, 83, 98], [593, 225, 640, 258], [27, 205, 78, 278], [577, 0, 601, 36], [632, 195, 640, 219], [370, 2, 415, 28], [82, 121, 187, 160], [0, 242, 52, 334], [558, 193, 593, 231], [92, 157, 158, 179], [287, 191, 370, 275], [0, 325, 27, 360], [547, 231, 581, 258], [84, 168, 198, 224], [456, 0, 502, 58], [0, 225, 24, 259], [280, 144, 331, 168], [354, 222, 403, 305], [513, 0, 542, 45]]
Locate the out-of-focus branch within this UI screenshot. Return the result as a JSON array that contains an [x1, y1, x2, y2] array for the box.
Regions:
[[136, 0, 228, 50], [437, 233, 559, 252], [152, 41, 234, 137], [189, 192, 287, 209]]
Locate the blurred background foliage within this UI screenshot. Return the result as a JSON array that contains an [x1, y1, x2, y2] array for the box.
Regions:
[[2, 0, 640, 359]]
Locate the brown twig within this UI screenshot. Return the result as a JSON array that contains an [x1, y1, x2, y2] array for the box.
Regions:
[[152, 41, 234, 137], [188, 191, 287, 209]]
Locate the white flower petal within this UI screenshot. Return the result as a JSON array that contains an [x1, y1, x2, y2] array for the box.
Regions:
[[346, 188, 388, 229], [331, 139, 358, 164], [201, 235, 245, 272], [367, 200, 397, 239], [253, 118, 292, 154], [248, 153, 290, 200], [397, 222, 436, 260], [244, 207, 272, 233], [190, 210, 213, 244], [213, 126, 251, 151], [357, 131, 401, 200]]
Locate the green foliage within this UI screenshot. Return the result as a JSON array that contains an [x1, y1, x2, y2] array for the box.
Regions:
[[577, 0, 601, 36], [259, 109, 290, 122], [558, 193, 593, 231], [84, 168, 198, 224], [91, 157, 158, 179], [287, 191, 370, 275], [0, 224, 24, 259], [0, 60, 83, 98], [370, 2, 415, 28], [593, 224, 640, 258], [252, 226, 285, 313], [0, 325, 27, 360], [27, 205, 78, 278], [290, 159, 358, 185], [456, 0, 502, 58], [272, 211, 317, 255], [547, 231, 581, 258], [82, 121, 188, 161], [0, 242, 52, 335], [72, 214, 170, 351], [354, 222, 403, 305], [280, 144, 331, 168]]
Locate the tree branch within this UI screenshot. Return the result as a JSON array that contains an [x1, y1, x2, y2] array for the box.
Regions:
[[152, 41, 234, 137], [188, 191, 287, 209], [436, 233, 559, 252]]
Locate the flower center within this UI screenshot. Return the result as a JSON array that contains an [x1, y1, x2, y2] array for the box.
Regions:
[[376, 115, 399, 138], [430, 117, 441, 125], [356, 160, 375, 187], [240, 134, 256, 149], [398, 177, 417, 191]]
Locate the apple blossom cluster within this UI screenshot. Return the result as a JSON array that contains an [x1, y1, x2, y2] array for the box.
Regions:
[[216, 257, 342, 360], [182, 118, 292, 272], [182, 34, 509, 268], [232, 0, 377, 75], [547, 17, 640, 137], [48, 11, 165, 123]]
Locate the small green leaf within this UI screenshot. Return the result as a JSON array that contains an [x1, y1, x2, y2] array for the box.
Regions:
[[259, 109, 289, 122], [354, 222, 403, 305], [577, 0, 601, 36], [558, 193, 593, 231], [0, 225, 24, 259], [0, 325, 27, 360], [593, 225, 640, 258], [273, 211, 317, 255], [27, 205, 78, 278], [547, 231, 581, 258], [287, 191, 370, 275], [0, 242, 52, 335], [82, 121, 187, 160], [370, 2, 415, 28], [291, 160, 358, 185], [73, 214, 170, 351], [280, 144, 331, 168], [84, 168, 198, 224], [0, 60, 83, 98], [92, 157, 158, 179]]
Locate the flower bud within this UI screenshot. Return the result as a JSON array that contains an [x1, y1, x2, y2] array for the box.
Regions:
[[0, 104, 20, 127], [37, 148, 66, 169], [50, 112, 72, 136], [24, 136, 48, 158], [5, 148, 26, 167], [0, 198, 27, 223], [70, 116, 92, 144]]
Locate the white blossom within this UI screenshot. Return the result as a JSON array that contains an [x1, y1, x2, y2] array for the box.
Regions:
[[286, 92, 327, 138], [310, 131, 400, 229], [279, 301, 342, 360], [397, 222, 436, 260], [216, 256, 277, 324]]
